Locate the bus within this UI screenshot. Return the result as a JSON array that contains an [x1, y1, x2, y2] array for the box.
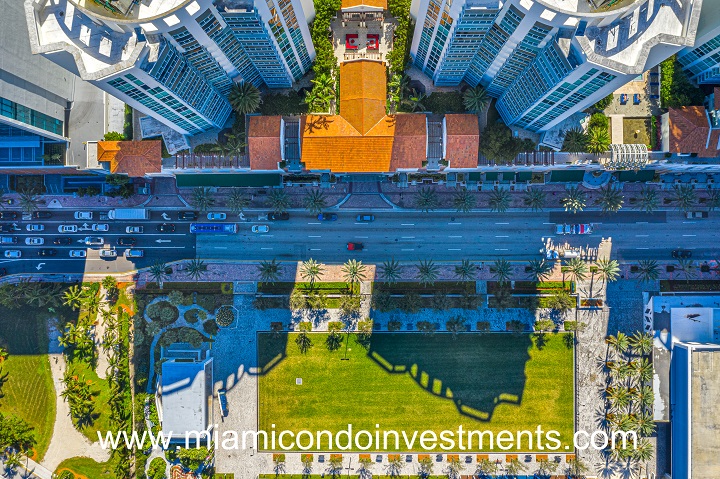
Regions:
[[190, 223, 238, 234]]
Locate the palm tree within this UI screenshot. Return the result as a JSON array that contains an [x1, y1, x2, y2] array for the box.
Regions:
[[488, 189, 511, 213], [18, 189, 39, 214], [385, 455, 403, 477], [676, 258, 697, 282], [186, 259, 207, 281], [258, 259, 282, 284], [63, 285, 85, 311], [342, 259, 367, 288], [546, 290, 576, 313], [380, 258, 401, 284], [586, 126, 610, 154], [453, 189, 476, 213], [562, 127, 588, 153], [566, 258, 588, 282], [295, 332, 313, 354], [598, 184, 624, 214], [632, 439, 654, 462], [635, 259, 660, 283], [527, 258, 553, 282], [454, 259, 477, 281], [606, 332, 630, 355], [307, 73, 336, 112], [416, 259, 439, 286], [491, 258, 512, 285], [635, 385, 655, 411], [301, 258, 324, 286], [629, 331, 653, 356], [606, 385, 631, 410], [475, 459, 498, 476], [463, 85, 489, 113], [595, 259, 620, 285], [633, 357, 653, 383], [561, 186, 587, 214], [671, 184, 697, 212], [535, 459, 559, 476], [325, 331, 343, 352], [221, 134, 245, 158], [148, 260, 169, 288], [566, 458, 589, 478], [522, 188, 546, 212], [636, 186, 659, 213], [706, 188, 720, 211], [303, 190, 327, 215], [227, 188, 250, 215], [228, 81, 262, 114], [190, 187, 215, 212], [268, 190, 290, 213], [505, 459, 527, 476], [415, 187, 439, 212], [401, 89, 426, 112]]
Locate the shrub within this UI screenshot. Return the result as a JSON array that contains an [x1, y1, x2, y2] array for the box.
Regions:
[[339, 295, 360, 315], [215, 307, 235, 327], [58, 471, 75, 479], [431, 291, 451, 311], [371, 290, 394, 312], [328, 321, 344, 332], [593, 93, 613, 111], [196, 294, 216, 312], [221, 283, 234, 295], [159, 306, 178, 324], [147, 301, 179, 327], [184, 309, 200, 324], [399, 291, 421, 313], [507, 320, 526, 332], [158, 328, 212, 348], [588, 113, 609, 131], [424, 92, 464, 114], [388, 320, 402, 331], [177, 447, 209, 471], [459, 292, 482, 310], [167, 290, 184, 306], [387, 0, 412, 76], [202, 320, 219, 336], [534, 319, 555, 332], [103, 131, 125, 141], [148, 457, 167, 479], [298, 321, 312, 332], [198, 310, 207, 320], [476, 321, 490, 331], [146, 302, 162, 319], [133, 329, 146, 346], [289, 290, 306, 310]]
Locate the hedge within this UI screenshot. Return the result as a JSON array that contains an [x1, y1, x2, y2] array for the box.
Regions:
[[373, 281, 475, 295]]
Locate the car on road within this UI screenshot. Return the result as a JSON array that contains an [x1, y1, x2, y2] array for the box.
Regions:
[[99, 249, 117, 259], [126, 226, 143, 234], [0, 212, 18, 220], [672, 249, 692, 259], [54, 237, 72, 245], [178, 211, 198, 220], [0, 268, 6, 276], [356, 214, 375, 222], [268, 212, 290, 221], [38, 249, 57, 256], [556, 224, 593, 235], [74, 211, 92, 220], [217, 388, 228, 417], [58, 225, 78, 233], [252, 225, 269, 233], [26, 224, 44, 232], [84, 236, 104, 247], [207, 212, 227, 221], [69, 250, 87, 258], [0, 236, 17, 245], [32, 211, 52, 219], [4, 250, 21, 259], [318, 213, 338, 221], [124, 249, 144, 258], [347, 242, 364, 251], [92, 223, 109, 232], [157, 223, 175, 233], [0, 224, 19, 233], [117, 237, 136, 246], [25, 237, 44, 246], [686, 211, 709, 219]]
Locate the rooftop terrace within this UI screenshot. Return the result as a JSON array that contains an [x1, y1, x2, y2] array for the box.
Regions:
[[68, 0, 191, 21]]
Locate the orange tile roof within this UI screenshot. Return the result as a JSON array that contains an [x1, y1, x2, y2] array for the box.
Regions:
[[339, 61, 387, 135], [715, 87, 720, 111], [390, 114, 426, 170], [444, 114, 479, 168], [248, 116, 282, 170], [668, 107, 719, 158], [97, 140, 161, 177], [341, 0, 387, 9]]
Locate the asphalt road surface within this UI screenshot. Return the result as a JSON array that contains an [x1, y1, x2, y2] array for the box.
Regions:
[[1, 208, 717, 275]]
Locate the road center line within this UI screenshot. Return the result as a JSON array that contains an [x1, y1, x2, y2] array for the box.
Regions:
[[636, 222, 648, 224], [495, 222, 509, 225], [261, 247, 273, 250], [494, 248, 509, 251], [448, 248, 461, 251], [401, 223, 415, 226], [682, 234, 697, 237], [401, 248, 414, 251], [637, 247, 649, 250], [214, 247, 228, 250], [401, 236, 415, 239], [308, 222, 321, 225], [308, 235, 321, 238], [495, 235, 509, 238], [448, 235, 462, 238], [448, 222, 462, 225], [543, 222, 554, 225], [635, 235, 649, 237], [309, 248, 321, 251]]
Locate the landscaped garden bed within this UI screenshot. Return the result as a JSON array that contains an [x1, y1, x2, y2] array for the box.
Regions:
[[487, 281, 573, 295], [258, 281, 359, 295], [660, 279, 720, 292], [374, 281, 475, 295]]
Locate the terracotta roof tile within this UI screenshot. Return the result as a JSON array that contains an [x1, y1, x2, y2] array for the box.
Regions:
[[339, 61, 387, 135], [715, 87, 720, 111], [444, 114, 479, 168], [668, 107, 719, 158], [390, 114, 426, 170], [248, 116, 282, 170], [97, 140, 161, 177], [341, 0, 387, 10]]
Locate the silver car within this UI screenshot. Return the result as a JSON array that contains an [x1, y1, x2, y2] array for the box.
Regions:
[[58, 225, 78, 233], [124, 249, 144, 258], [25, 237, 44, 245], [84, 236, 104, 246]]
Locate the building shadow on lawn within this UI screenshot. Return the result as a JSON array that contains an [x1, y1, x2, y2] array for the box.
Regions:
[[367, 332, 532, 422]]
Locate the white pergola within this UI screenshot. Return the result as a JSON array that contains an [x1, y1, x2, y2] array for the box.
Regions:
[[603, 144, 649, 170]]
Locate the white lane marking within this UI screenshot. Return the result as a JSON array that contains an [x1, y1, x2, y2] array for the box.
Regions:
[[682, 221, 695, 224], [261, 247, 273, 250], [636, 222, 648, 224], [448, 222, 462, 225], [682, 234, 697, 237], [636, 235, 649, 237], [401, 223, 415, 226], [494, 248, 509, 251], [448, 235, 462, 238], [495, 235, 509, 238], [448, 248, 461, 251], [355, 236, 368, 239], [637, 247, 650, 250], [495, 222, 509, 225], [308, 235, 321, 238], [401, 236, 415, 239], [543, 222, 554, 225], [310, 248, 321, 251], [308, 222, 321, 225], [214, 247, 228, 250], [401, 248, 414, 251]]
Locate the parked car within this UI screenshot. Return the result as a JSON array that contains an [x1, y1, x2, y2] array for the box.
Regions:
[[38, 249, 57, 256], [207, 212, 227, 221], [252, 225, 269, 233], [318, 213, 338, 221], [126, 226, 144, 234], [54, 237, 72, 245], [672, 249, 692, 259], [32, 211, 52, 219], [157, 223, 176, 233], [0, 224, 19, 233], [92, 223, 109, 232], [74, 211, 92, 220], [0, 237, 17, 245], [4, 250, 21, 259], [26, 224, 44, 232], [58, 225, 78, 233], [84, 237, 104, 246], [69, 250, 87, 258], [25, 237, 44, 246], [99, 249, 118, 259], [178, 211, 198, 220], [556, 224, 593, 235], [124, 249, 144, 258], [686, 211, 709, 219], [0, 212, 18, 220], [356, 214, 375, 222], [268, 212, 290, 221], [116, 237, 136, 246], [347, 242, 364, 251], [217, 389, 228, 417]]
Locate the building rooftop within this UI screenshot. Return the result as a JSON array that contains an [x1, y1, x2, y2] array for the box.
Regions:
[[339, 61, 387, 135], [69, 0, 191, 21], [96, 140, 162, 177], [390, 114, 427, 170], [341, 0, 387, 10], [248, 116, 283, 171], [158, 355, 213, 440], [445, 114, 480, 169], [668, 107, 720, 158]]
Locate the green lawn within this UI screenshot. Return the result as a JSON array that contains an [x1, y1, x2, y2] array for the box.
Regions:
[[65, 358, 114, 443], [56, 456, 117, 479], [0, 305, 57, 460], [258, 332, 574, 452]]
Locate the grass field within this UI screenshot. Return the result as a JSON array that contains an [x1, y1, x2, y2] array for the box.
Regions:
[[55, 456, 117, 479], [0, 305, 57, 460], [258, 332, 574, 452]]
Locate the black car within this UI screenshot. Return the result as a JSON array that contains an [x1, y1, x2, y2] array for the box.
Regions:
[[0, 224, 19, 233], [38, 249, 57, 256], [117, 237, 136, 246], [268, 212, 290, 221], [178, 211, 198, 220], [53, 237, 72, 245], [32, 211, 52, 219], [0, 212, 18, 220], [672, 249, 692, 259], [157, 223, 176, 233]]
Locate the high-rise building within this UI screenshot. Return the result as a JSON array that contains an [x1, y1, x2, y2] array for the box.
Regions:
[[24, 0, 315, 136], [677, 6, 720, 85], [410, 0, 705, 132]]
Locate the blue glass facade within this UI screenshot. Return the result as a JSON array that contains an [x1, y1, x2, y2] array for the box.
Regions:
[[678, 32, 720, 84], [415, 0, 445, 72], [0, 97, 64, 137], [266, 0, 313, 79], [168, 26, 234, 96], [465, 6, 523, 86]]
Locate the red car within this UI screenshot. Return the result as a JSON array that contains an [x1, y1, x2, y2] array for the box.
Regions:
[[347, 242, 364, 251]]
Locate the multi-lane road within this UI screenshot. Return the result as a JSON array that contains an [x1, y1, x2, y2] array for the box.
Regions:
[[1, 208, 717, 275]]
